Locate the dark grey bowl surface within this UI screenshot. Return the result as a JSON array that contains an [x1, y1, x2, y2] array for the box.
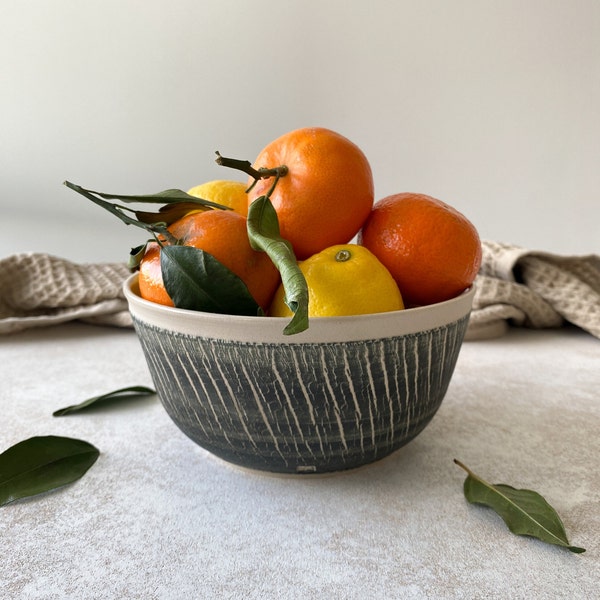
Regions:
[[124, 275, 474, 474]]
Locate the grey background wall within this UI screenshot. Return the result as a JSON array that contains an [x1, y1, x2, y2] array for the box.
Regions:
[[2, 0, 598, 262]]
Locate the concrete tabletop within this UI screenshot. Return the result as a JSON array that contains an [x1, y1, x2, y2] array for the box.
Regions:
[[1, 322, 598, 599]]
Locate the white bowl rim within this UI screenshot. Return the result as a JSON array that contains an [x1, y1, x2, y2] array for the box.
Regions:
[[123, 273, 475, 344]]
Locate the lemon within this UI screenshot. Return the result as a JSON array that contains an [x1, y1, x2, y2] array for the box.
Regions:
[[187, 180, 249, 217], [270, 244, 404, 317]]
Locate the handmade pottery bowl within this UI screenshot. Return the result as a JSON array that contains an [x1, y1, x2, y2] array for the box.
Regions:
[[123, 274, 474, 475]]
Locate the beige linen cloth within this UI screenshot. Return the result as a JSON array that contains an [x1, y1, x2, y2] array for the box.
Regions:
[[0, 253, 132, 334], [1, 242, 599, 339], [466, 240, 600, 340]]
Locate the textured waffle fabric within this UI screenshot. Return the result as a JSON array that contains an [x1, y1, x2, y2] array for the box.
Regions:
[[467, 241, 600, 340], [1, 244, 599, 339], [0, 253, 131, 334]]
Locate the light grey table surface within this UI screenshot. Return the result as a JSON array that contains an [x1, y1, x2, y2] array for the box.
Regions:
[[1, 322, 598, 600]]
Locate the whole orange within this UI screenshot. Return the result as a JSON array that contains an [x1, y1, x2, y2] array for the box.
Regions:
[[358, 192, 482, 306], [138, 210, 280, 311], [247, 127, 374, 260]]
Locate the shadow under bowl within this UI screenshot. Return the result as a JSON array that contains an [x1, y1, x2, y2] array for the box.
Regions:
[[123, 274, 474, 475]]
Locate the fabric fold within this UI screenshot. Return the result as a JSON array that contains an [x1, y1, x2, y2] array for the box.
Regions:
[[467, 241, 600, 340], [1, 243, 599, 339], [0, 253, 131, 334]]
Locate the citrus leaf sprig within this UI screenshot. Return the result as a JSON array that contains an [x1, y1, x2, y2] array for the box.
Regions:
[[216, 152, 309, 335], [63, 181, 229, 243], [455, 459, 585, 553], [65, 151, 310, 335], [64, 180, 262, 317], [247, 196, 308, 334]]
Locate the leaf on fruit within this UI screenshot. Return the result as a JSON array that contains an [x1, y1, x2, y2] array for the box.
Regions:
[[65, 183, 228, 208], [161, 245, 262, 316], [0, 436, 99, 506], [128, 242, 150, 270], [246, 195, 309, 335], [454, 459, 585, 553], [63, 181, 228, 241], [135, 201, 226, 227]]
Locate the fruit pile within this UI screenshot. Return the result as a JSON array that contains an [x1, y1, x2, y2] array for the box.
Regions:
[[65, 126, 482, 334]]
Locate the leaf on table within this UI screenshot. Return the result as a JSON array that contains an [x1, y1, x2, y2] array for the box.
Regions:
[[161, 245, 262, 316], [454, 459, 585, 553], [0, 436, 100, 506], [53, 385, 156, 416]]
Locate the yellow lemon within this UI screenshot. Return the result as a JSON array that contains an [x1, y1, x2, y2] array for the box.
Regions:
[[270, 244, 404, 317], [187, 180, 248, 217]]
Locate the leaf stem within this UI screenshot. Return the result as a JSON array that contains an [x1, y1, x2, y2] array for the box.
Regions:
[[454, 458, 476, 478], [215, 151, 288, 184]]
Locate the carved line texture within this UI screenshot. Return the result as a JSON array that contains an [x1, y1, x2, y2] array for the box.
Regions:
[[133, 315, 469, 473]]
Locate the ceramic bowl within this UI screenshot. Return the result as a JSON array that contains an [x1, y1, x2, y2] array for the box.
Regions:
[[123, 274, 474, 474]]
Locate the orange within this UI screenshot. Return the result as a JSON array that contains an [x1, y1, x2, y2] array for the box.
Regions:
[[269, 244, 404, 317], [138, 210, 280, 311], [358, 192, 482, 306], [246, 127, 374, 260]]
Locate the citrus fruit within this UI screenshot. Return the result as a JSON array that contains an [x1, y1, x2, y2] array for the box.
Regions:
[[187, 179, 248, 216], [269, 244, 404, 317], [247, 127, 374, 260], [358, 192, 482, 306], [138, 209, 280, 311]]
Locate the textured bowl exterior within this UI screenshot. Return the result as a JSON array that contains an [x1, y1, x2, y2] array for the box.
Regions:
[[124, 275, 474, 474]]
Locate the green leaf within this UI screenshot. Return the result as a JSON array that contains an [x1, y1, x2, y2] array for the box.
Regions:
[[0, 436, 100, 506], [246, 196, 309, 335], [65, 182, 228, 209], [134, 202, 219, 227], [63, 181, 228, 243], [128, 242, 150, 270], [53, 385, 156, 416], [454, 460, 585, 553], [161, 244, 262, 316]]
